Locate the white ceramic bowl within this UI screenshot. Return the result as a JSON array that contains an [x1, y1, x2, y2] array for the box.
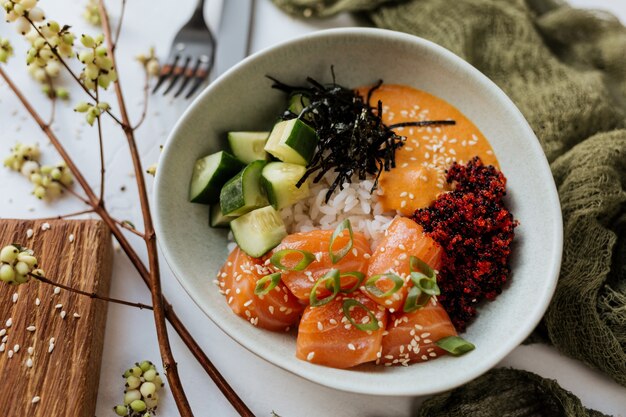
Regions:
[[154, 28, 562, 396]]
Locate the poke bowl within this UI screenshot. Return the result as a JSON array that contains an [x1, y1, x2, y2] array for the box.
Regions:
[[154, 28, 562, 396]]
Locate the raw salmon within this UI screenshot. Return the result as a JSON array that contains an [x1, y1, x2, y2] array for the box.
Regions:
[[272, 229, 371, 303], [365, 216, 443, 311], [379, 297, 457, 366], [217, 246, 304, 331], [296, 291, 387, 368]]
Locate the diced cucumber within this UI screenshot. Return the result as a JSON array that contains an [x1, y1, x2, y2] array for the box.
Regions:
[[264, 118, 318, 166], [261, 162, 310, 210], [209, 204, 234, 228], [231, 206, 287, 257], [220, 160, 268, 216], [189, 151, 244, 204], [288, 94, 311, 116], [228, 131, 270, 164]]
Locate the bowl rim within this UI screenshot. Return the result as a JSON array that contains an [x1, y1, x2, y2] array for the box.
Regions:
[[154, 27, 563, 396]]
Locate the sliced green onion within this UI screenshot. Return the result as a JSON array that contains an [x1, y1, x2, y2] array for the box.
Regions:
[[310, 269, 340, 307], [254, 272, 282, 296], [342, 298, 380, 332], [436, 336, 476, 356], [340, 271, 366, 294], [270, 249, 315, 271], [403, 286, 432, 313], [410, 272, 440, 296], [364, 273, 404, 298], [329, 219, 353, 264], [409, 255, 435, 279]]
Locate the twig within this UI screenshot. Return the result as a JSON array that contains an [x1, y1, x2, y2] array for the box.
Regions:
[[39, 209, 95, 220], [98, 2, 192, 415], [29, 272, 153, 310], [95, 88, 106, 203], [132, 68, 150, 130], [25, 16, 126, 127], [114, 218, 145, 238], [112, 0, 127, 49], [61, 182, 92, 206], [0, 37, 253, 417]]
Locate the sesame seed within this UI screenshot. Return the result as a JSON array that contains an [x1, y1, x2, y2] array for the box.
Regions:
[[26, 358, 33, 368], [26, 229, 34, 238], [53, 287, 60, 295], [235, 288, 240, 294], [227, 296, 233, 304], [399, 192, 408, 198], [348, 343, 356, 351], [268, 306, 274, 315], [1, 335, 7, 343], [31, 396, 41, 404], [379, 247, 386, 252], [344, 324, 352, 330], [398, 244, 406, 251], [400, 200, 407, 208], [306, 352, 315, 361], [0, 343, 4, 352], [41, 223, 50, 231], [13, 344, 19, 352], [243, 300, 252, 307], [329, 318, 337, 325], [68, 234, 75, 243], [55, 304, 62, 309], [384, 300, 392, 305], [423, 339, 432, 344], [421, 355, 428, 361], [421, 332, 431, 338], [244, 310, 251, 318], [351, 248, 358, 257], [26, 325, 36, 332], [429, 352, 437, 357], [6, 318, 12, 327], [48, 344, 54, 353], [12, 293, 18, 303], [8, 350, 14, 358], [279, 306, 287, 312], [317, 321, 323, 331], [363, 253, 371, 259], [0, 329, 5, 337], [49, 337, 55, 344], [398, 253, 407, 260], [27, 347, 34, 355]]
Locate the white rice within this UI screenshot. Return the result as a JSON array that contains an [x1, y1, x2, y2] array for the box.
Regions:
[[226, 172, 396, 252]]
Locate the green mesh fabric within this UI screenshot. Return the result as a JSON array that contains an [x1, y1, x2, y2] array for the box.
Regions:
[[273, 0, 626, 394], [415, 368, 609, 417]]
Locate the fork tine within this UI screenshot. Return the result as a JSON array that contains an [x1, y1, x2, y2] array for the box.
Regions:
[[184, 55, 212, 99], [162, 56, 191, 96], [152, 55, 179, 94], [173, 59, 200, 98]]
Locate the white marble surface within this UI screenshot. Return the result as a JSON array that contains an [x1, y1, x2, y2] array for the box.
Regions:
[[0, 1, 625, 416]]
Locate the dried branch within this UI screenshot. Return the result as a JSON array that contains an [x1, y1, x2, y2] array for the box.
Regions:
[[96, 3, 193, 415], [30, 272, 154, 310], [39, 209, 95, 220], [132, 68, 150, 130], [113, 218, 145, 238], [95, 88, 106, 203], [112, 0, 127, 49]]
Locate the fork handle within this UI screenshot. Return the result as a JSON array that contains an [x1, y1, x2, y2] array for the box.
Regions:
[[191, 0, 206, 22]]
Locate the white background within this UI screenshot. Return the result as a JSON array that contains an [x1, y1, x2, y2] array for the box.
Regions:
[[1, 0, 626, 416]]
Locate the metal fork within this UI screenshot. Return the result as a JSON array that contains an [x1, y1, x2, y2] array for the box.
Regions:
[[153, 0, 215, 99]]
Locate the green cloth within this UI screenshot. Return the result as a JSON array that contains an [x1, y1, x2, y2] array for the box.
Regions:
[[415, 368, 609, 417], [274, 0, 626, 403]]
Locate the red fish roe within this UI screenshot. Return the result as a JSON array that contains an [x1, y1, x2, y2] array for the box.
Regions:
[[413, 157, 517, 331]]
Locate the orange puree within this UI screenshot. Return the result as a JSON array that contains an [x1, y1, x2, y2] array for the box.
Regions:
[[359, 84, 498, 215]]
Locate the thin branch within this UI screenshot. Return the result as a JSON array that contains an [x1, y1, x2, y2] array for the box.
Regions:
[[132, 68, 150, 130], [29, 272, 153, 310], [112, 0, 127, 49], [98, 2, 193, 415], [0, 50, 253, 417], [114, 218, 145, 238], [38, 209, 95, 220], [61, 182, 92, 205], [95, 88, 106, 203], [25, 16, 126, 127]]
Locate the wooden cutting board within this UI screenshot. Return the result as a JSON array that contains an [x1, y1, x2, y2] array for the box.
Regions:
[[0, 219, 112, 417]]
